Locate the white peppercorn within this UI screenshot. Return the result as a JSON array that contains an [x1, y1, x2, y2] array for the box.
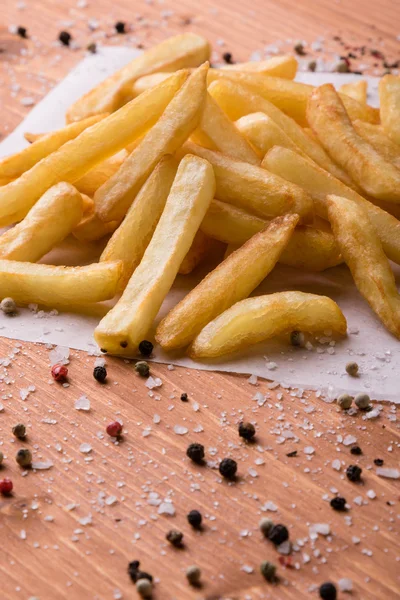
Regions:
[[16, 448, 32, 467], [1, 297, 17, 314], [136, 578, 153, 598], [186, 565, 201, 585], [259, 517, 274, 537], [345, 362, 359, 376], [337, 394, 352, 410]]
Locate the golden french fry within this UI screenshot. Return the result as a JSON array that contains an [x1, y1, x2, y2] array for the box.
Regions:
[[0, 183, 83, 262], [178, 141, 313, 222], [131, 73, 174, 97], [0, 260, 122, 306], [74, 150, 128, 196], [156, 214, 299, 350], [189, 291, 347, 358], [208, 79, 354, 187], [379, 74, 400, 146], [178, 231, 219, 275], [100, 156, 178, 288], [191, 94, 260, 164], [200, 199, 341, 271], [95, 63, 209, 222], [81, 194, 94, 215], [307, 84, 400, 202], [0, 115, 106, 181], [24, 132, 42, 143], [220, 55, 298, 79], [94, 154, 215, 355], [235, 112, 303, 156], [207, 69, 379, 125], [339, 79, 367, 104], [0, 71, 188, 226], [263, 146, 400, 265], [327, 194, 400, 338], [353, 121, 400, 168], [66, 33, 210, 122], [72, 212, 120, 243]]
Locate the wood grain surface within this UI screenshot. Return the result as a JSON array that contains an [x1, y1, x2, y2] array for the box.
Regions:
[[0, 1, 400, 599]]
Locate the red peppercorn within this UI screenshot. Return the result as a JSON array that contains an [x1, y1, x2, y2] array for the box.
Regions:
[[0, 478, 13, 495], [51, 364, 68, 382], [106, 421, 123, 437]]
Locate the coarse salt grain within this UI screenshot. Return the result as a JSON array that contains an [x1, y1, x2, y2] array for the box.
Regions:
[[75, 395, 90, 411], [309, 523, 330, 536], [158, 502, 175, 516], [145, 376, 162, 389], [173, 425, 188, 435], [79, 443, 92, 454], [376, 467, 399, 479]]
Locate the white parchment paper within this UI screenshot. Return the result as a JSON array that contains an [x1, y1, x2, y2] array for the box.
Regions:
[[0, 47, 398, 402]]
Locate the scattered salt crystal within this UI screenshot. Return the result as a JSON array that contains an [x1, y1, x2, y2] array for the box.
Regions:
[[261, 501, 278, 512], [277, 540, 292, 555], [173, 425, 188, 435], [309, 523, 330, 536], [366, 490, 376, 499], [65, 503, 77, 511], [343, 435, 357, 446], [153, 414, 161, 424], [376, 467, 399, 479], [266, 361, 277, 370], [303, 553, 311, 564], [241, 565, 254, 574], [105, 496, 118, 506], [20, 530, 26, 540], [75, 395, 91, 411], [79, 515, 92, 526], [304, 446, 315, 455], [79, 443, 92, 454], [248, 374, 258, 385], [354, 496, 363, 506], [248, 468, 258, 478], [0, 403, 4, 412], [44, 516, 54, 522], [332, 459, 341, 471], [339, 578, 353, 592], [254, 457, 265, 466], [364, 407, 381, 420], [158, 502, 175, 516], [113, 590, 123, 600], [20, 97, 35, 106], [31, 460, 53, 470], [145, 376, 162, 389], [94, 357, 106, 367], [352, 536, 360, 544], [193, 425, 204, 433], [49, 346, 70, 365], [192, 402, 200, 412]]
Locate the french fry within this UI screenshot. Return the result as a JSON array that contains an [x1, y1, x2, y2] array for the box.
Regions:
[[339, 79, 367, 104], [131, 73, 174, 97], [0, 183, 83, 262], [189, 291, 347, 358], [307, 84, 400, 202], [156, 214, 299, 350], [327, 194, 400, 338], [0, 260, 122, 306], [72, 212, 120, 243], [207, 70, 379, 125], [220, 55, 298, 79], [353, 121, 400, 168], [95, 63, 209, 222], [66, 33, 210, 122], [208, 79, 355, 187], [100, 156, 178, 288], [200, 199, 341, 271], [178, 231, 219, 275], [191, 94, 260, 164], [178, 141, 313, 222], [263, 146, 400, 265], [235, 112, 304, 156], [379, 74, 400, 146], [0, 71, 188, 226], [24, 132, 42, 143], [0, 115, 106, 181], [94, 155, 215, 355], [81, 194, 94, 215], [73, 150, 128, 197]]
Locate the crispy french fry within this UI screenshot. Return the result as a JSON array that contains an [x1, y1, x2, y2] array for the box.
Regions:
[[307, 84, 400, 202], [0, 71, 188, 226], [208, 79, 354, 187], [353, 121, 400, 168], [74, 150, 128, 196], [73, 213, 120, 243], [339, 79, 367, 104], [235, 112, 304, 156], [0, 115, 106, 181], [327, 194, 400, 338], [200, 199, 341, 271], [0, 183, 82, 262], [94, 154, 215, 355], [0, 260, 122, 306], [100, 156, 178, 288], [156, 214, 299, 350], [24, 132, 42, 143], [178, 141, 313, 222], [95, 63, 209, 222], [207, 70, 379, 125], [81, 194, 94, 215], [191, 94, 260, 164], [263, 146, 400, 265], [131, 73, 174, 97], [66, 33, 210, 122], [178, 231, 219, 275], [189, 291, 347, 358], [379, 74, 400, 146], [220, 55, 298, 79]]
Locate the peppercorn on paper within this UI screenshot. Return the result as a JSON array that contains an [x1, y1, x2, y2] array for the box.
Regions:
[[1, 47, 398, 403]]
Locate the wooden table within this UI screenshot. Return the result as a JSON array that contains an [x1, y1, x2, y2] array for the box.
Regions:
[[0, 2, 399, 599]]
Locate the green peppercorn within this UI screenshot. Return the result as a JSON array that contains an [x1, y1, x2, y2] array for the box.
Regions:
[[354, 393, 370, 410], [345, 362, 359, 376], [12, 423, 26, 439], [135, 361, 150, 377], [16, 448, 32, 467], [136, 578, 153, 598], [336, 61, 350, 73], [166, 529, 183, 546], [260, 560, 277, 582], [259, 517, 274, 537], [0, 451, 3, 465], [186, 565, 201, 585], [337, 393, 352, 410], [1, 297, 17, 314], [293, 42, 306, 56]]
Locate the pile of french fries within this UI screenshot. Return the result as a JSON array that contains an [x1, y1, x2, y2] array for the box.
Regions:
[[1, 32, 400, 359]]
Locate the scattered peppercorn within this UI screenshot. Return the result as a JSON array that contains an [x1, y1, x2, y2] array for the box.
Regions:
[[12, 423, 26, 439], [219, 457, 237, 479], [259, 517, 274, 537], [186, 443, 205, 464], [106, 421, 123, 438], [268, 524, 289, 545], [127, 561, 153, 584], [115, 21, 127, 34], [222, 52, 233, 64], [17, 26, 28, 38], [100, 348, 107, 353], [350, 445, 362, 455], [319, 582, 337, 600], [187, 509, 202, 529], [0, 478, 13, 495], [290, 330, 305, 347], [345, 361, 359, 376], [0, 451, 3, 465], [16, 448, 32, 468], [346, 464, 362, 482], [1, 297, 17, 314], [58, 31, 72, 46], [93, 365, 107, 383], [330, 496, 347, 511], [335, 60, 350, 73], [337, 393, 352, 409], [186, 565, 201, 585], [374, 458, 384, 466], [180, 392, 188, 402], [135, 361, 150, 377], [139, 340, 153, 357], [355, 393, 370, 410], [51, 364, 68, 382], [166, 529, 183, 546], [260, 560, 277, 582], [286, 450, 297, 457], [294, 41, 306, 55], [308, 60, 317, 72], [136, 578, 153, 598], [120, 340, 128, 348], [87, 42, 97, 53], [238, 421, 256, 441]]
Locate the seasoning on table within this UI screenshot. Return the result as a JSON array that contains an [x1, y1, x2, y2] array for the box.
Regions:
[[106, 421, 123, 438], [260, 560, 277, 582], [345, 361, 359, 376], [319, 582, 337, 600], [187, 509, 202, 529], [1, 297, 17, 314], [136, 578, 152, 598], [0, 478, 13, 495], [135, 361, 150, 377], [16, 448, 32, 467], [166, 530, 183, 547], [186, 443, 205, 464], [93, 365, 107, 383], [238, 421, 256, 441], [51, 364, 68, 382], [337, 393, 352, 410], [58, 31, 72, 46], [138, 340, 153, 357], [268, 524, 289, 545], [186, 565, 201, 585], [12, 423, 26, 439], [346, 464, 362, 482], [330, 496, 347, 511], [219, 457, 237, 479]]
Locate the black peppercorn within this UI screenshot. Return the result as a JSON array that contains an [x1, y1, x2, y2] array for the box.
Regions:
[[180, 393, 188, 402], [286, 450, 297, 457], [330, 496, 347, 511], [166, 529, 183, 546], [238, 421, 256, 441], [135, 361, 150, 377], [186, 443, 205, 464], [219, 457, 237, 479], [93, 365, 107, 383], [294, 42, 306, 56], [350, 445, 362, 455], [187, 509, 202, 529], [374, 458, 384, 466], [268, 524, 289, 545], [17, 26, 28, 38], [12, 423, 26, 439], [222, 51, 233, 64], [138, 340, 153, 357], [115, 21, 127, 33], [319, 582, 337, 600], [127, 561, 153, 583], [58, 31, 72, 46], [346, 464, 362, 482]]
